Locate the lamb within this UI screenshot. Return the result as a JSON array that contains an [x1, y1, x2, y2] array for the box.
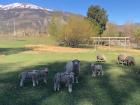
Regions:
[[19, 68, 48, 87], [125, 56, 135, 66], [97, 54, 106, 62], [117, 54, 127, 65], [53, 72, 74, 93], [91, 63, 103, 77], [19, 70, 38, 87], [33, 68, 48, 85], [65, 59, 80, 83]]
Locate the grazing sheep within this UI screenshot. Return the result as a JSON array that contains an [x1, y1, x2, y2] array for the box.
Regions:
[[125, 56, 135, 66], [117, 54, 127, 65], [54, 72, 74, 93], [65, 59, 80, 83], [33, 68, 48, 85], [97, 54, 106, 62], [19, 70, 38, 87], [91, 63, 103, 77], [19, 68, 48, 87]]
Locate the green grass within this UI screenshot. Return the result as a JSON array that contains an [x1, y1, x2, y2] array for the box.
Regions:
[[0, 37, 140, 105]]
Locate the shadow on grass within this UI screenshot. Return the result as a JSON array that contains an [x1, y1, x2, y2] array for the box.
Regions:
[[0, 47, 31, 55], [0, 61, 140, 105]]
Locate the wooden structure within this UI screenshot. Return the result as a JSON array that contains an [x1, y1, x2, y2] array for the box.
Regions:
[[90, 37, 130, 50]]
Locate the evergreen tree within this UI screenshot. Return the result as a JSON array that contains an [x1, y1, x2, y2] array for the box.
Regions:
[[87, 5, 108, 36]]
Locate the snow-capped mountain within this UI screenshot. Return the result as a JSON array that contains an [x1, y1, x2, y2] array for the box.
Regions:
[[0, 3, 53, 11], [0, 5, 3, 8], [0, 3, 80, 36]]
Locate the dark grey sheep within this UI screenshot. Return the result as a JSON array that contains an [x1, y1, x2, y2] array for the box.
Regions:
[[91, 63, 103, 77], [65, 59, 80, 83], [54, 72, 74, 93]]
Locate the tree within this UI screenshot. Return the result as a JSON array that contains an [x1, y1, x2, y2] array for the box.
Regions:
[[123, 22, 135, 37], [59, 16, 95, 47], [102, 22, 120, 37], [133, 26, 140, 46], [87, 5, 108, 36], [48, 17, 59, 36]]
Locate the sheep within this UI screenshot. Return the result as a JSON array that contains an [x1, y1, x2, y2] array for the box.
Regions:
[[19, 68, 48, 87], [19, 70, 38, 87], [117, 54, 127, 65], [97, 54, 106, 62], [91, 63, 103, 77], [33, 68, 48, 85], [53, 72, 74, 93], [125, 56, 135, 66], [65, 59, 80, 83]]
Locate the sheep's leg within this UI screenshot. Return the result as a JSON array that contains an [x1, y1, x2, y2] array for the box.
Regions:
[[101, 70, 104, 76], [96, 71, 99, 76], [117, 60, 120, 64], [121, 61, 124, 66], [20, 79, 24, 87], [72, 77, 74, 83], [43, 77, 47, 84], [36, 79, 39, 85], [75, 77, 79, 83], [57, 83, 60, 91], [68, 84, 72, 93], [92, 72, 96, 77], [32, 78, 36, 87], [54, 82, 57, 91]]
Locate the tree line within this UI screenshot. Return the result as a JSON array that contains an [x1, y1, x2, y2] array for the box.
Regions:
[[48, 5, 140, 47]]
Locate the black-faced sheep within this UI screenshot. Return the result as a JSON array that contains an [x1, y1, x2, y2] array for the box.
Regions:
[[65, 59, 80, 83]]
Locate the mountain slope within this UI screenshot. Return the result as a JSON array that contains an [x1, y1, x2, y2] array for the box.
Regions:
[[0, 3, 78, 36]]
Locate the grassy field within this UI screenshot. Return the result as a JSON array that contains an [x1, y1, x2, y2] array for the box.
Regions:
[[0, 37, 140, 105]]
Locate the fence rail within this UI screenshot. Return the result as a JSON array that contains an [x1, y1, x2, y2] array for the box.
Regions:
[[90, 37, 131, 50]]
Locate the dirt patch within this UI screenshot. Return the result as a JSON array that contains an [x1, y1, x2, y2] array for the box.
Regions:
[[24, 45, 89, 53], [97, 46, 140, 55]]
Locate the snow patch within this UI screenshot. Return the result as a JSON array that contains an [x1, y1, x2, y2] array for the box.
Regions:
[[0, 3, 53, 11]]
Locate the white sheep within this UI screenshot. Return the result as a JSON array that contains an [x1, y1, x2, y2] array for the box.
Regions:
[[33, 68, 48, 85], [19, 68, 48, 87], [19, 70, 38, 87], [125, 56, 135, 66], [117, 54, 127, 65], [97, 54, 106, 62]]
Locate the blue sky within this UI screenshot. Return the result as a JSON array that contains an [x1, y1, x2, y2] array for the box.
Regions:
[[0, 0, 140, 25]]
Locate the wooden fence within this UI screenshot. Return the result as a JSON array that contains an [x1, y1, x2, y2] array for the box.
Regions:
[[90, 37, 130, 50]]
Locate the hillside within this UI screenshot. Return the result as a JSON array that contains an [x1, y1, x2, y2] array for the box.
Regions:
[[0, 3, 79, 36]]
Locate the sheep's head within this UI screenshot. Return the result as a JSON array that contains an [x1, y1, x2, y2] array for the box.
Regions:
[[72, 59, 80, 73], [91, 63, 95, 67], [44, 68, 48, 74], [72, 59, 80, 67]]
